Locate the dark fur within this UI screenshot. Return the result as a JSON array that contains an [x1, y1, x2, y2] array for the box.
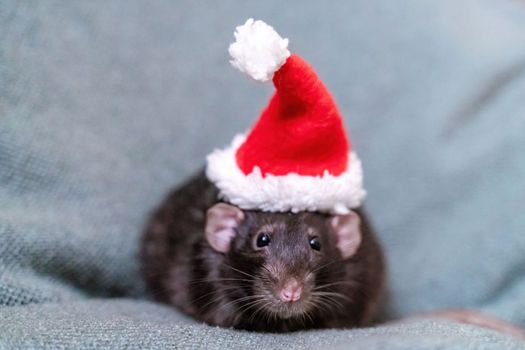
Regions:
[[140, 171, 385, 332]]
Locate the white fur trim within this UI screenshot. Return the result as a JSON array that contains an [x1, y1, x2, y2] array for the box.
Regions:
[[228, 19, 290, 82], [205, 135, 366, 214]]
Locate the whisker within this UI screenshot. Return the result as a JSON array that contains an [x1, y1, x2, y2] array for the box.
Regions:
[[249, 301, 272, 324], [310, 260, 340, 274], [190, 285, 246, 304], [198, 289, 260, 311], [312, 292, 347, 309], [239, 300, 269, 319], [222, 263, 256, 279], [299, 309, 307, 328], [198, 293, 230, 311], [215, 294, 263, 312], [187, 277, 254, 285], [313, 280, 359, 291], [237, 299, 264, 313], [314, 294, 345, 311], [260, 264, 273, 276], [311, 291, 348, 299], [304, 308, 315, 324]]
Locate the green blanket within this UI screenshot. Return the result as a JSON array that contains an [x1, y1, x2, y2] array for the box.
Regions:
[[2, 1, 525, 349]]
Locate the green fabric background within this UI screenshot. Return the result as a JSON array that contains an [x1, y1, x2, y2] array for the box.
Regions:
[[2, 1, 525, 348]]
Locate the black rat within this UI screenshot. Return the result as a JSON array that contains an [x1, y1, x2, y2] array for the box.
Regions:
[[140, 172, 525, 339], [140, 171, 385, 332]]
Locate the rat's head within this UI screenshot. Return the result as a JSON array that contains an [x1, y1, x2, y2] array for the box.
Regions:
[[205, 203, 362, 320]]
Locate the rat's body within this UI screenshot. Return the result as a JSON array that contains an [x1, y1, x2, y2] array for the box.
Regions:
[[141, 171, 385, 332]]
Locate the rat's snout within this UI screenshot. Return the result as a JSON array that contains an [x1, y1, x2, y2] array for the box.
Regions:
[[279, 278, 302, 302]]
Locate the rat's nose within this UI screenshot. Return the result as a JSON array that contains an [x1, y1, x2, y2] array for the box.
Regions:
[[279, 278, 302, 302]]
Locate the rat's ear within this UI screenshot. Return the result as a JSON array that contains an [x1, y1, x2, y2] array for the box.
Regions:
[[329, 211, 362, 259], [205, 203, 245, 253]]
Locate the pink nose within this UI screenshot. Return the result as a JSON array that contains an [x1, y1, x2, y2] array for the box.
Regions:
[[279, 278, 302, 302]]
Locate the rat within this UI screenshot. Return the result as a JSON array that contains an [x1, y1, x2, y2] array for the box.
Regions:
[[140, 170, 385, 332], [140, 172, 525, 338]]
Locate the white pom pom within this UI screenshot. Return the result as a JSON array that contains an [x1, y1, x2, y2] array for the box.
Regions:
[[228, 19, 290, 82]]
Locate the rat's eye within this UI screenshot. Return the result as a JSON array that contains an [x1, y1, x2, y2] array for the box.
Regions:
[[309, 237, 321, 251], [256, 232, 271, 248]]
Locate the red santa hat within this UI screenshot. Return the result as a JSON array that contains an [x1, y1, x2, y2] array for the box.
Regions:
[[206, 19, 365, 214]]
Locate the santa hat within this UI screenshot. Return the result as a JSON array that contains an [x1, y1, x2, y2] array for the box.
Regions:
[[206, 19, 365, 214]]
